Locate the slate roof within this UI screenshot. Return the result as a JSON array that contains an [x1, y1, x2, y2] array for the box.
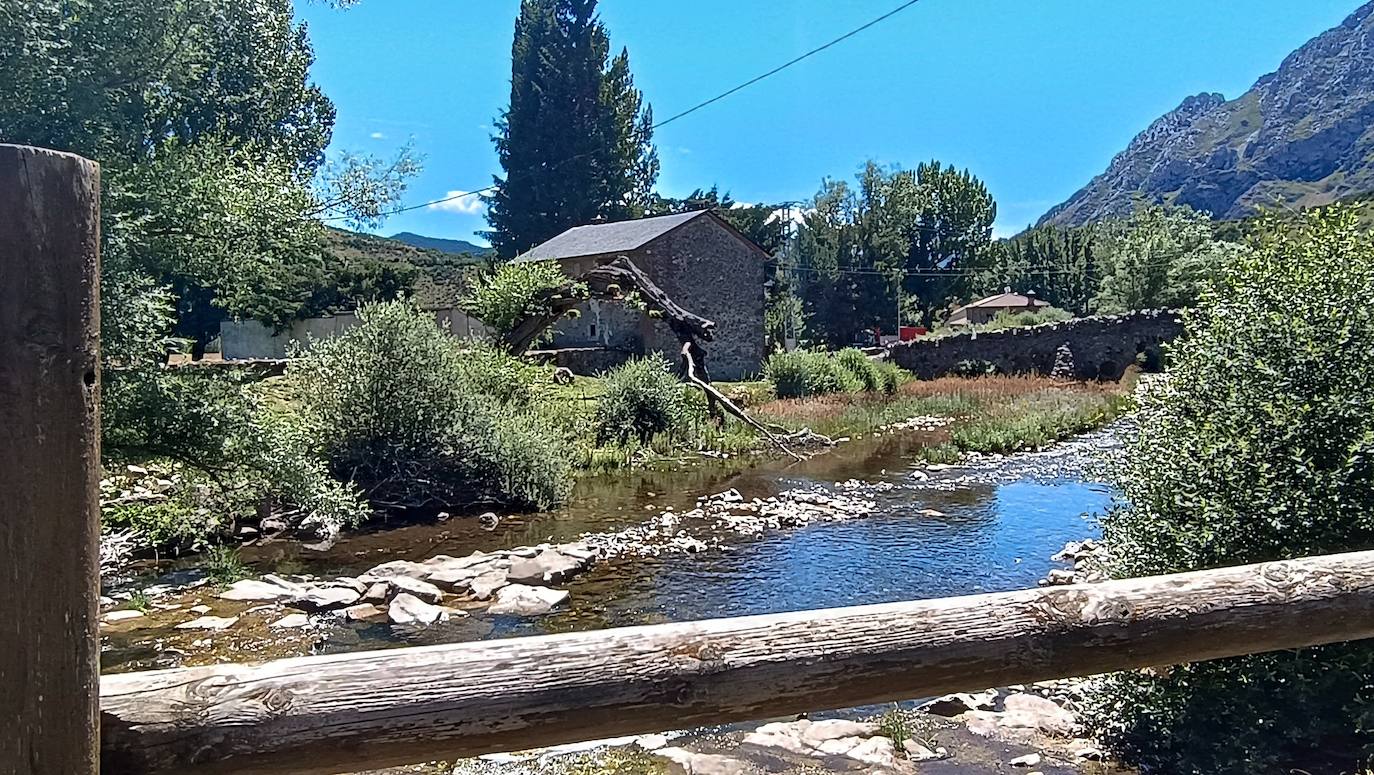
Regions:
[[511, 210, 713, 263]]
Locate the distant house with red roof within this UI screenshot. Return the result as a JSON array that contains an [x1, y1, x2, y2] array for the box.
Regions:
[[946, 289, 1050, 328]]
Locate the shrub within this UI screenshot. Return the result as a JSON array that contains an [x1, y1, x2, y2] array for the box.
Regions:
[[873, 361, 908, 395], [596, 357, 688, 445], [765, 350, 860, 398], [460, 260, 586, 345], [980, 305, 1073, 331], [1087, 208, 1374, 774], [836, 348, 884, 392], [292, 301, 572, 511]]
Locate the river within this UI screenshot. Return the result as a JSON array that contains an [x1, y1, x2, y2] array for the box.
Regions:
[[102, 420, 1122, 670]]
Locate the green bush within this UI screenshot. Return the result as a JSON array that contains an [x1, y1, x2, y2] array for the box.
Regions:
[[980, 305, 1073, 331], [292, 301, 572, 511], [596, 356, 688, 445], [1087, 207, 1374, 774], [764, 350, 860, 398], [873, 361, 907, 395], [460, 260, 586, 345], [836, 348, 883, 392], [765, 349, 910, 398]]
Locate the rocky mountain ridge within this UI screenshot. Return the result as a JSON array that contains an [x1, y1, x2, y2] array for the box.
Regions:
[[1040, 2, 1374, 226]]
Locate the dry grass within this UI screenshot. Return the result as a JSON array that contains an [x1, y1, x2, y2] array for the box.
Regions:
[[750, 372, 1137, 452], [898, 373, 1125, 402]]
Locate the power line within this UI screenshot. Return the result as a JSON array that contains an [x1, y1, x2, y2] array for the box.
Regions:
[[775, 256, 1191, 279], [652, 0, 923, 130], [325, 0, 924, 223]]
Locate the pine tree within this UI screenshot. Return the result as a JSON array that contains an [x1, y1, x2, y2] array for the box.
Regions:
[[486, 0, 658, 258]]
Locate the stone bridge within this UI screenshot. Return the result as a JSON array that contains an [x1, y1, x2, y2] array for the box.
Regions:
[[888, 310, 1184, 381]]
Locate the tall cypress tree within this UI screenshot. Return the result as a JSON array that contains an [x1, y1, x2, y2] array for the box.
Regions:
[[486, 0, 658, 258]]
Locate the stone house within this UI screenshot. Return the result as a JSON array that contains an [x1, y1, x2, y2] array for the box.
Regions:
[[513, 210, 769, 380], [946, 289, 1050, 327]]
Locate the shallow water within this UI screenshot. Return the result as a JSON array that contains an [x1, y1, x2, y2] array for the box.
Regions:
[[319, 428, 1114, 649], [103, 423, 1117, 670]]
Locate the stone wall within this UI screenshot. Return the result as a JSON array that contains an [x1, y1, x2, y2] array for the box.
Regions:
[[220, 308, 489, 360], [888, 310, 1184, 381], [525, 346, 636, 376]]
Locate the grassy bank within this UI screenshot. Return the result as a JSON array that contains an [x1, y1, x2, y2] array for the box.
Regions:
[[575, 371, 1135, 468]]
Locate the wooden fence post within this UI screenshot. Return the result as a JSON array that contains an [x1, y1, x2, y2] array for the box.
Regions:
[[0, 144, 102, 775]]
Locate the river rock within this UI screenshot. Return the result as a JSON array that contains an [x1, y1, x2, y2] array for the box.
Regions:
[[904, 739, 946, 761], [362, 582, 389, 603], [919, 690, 998, 716], [175, 615, 238, 630], [558, 542, 597, 561], [388, 593, 449, 626], [965, 693, 1080, 740], [102, 609, 145, 623], [825, 735, 901, 768], [653, 747, 748, 775], [635, 734, 670, 751], [507, 549, 586, 585], [1010, 752, 1042, 767], [387, 576, 445, 604], [468, 570, 509, 600], [290, 585, 362, 612], [743, 719, 880, 757], [1038, 568, 1077, 587], [360, 560, 431, 583], [330, 577, 368, 595], [269, 613, 310, 629], [218, 577, 301, 602], [343, 603, 389, 623], [423, 552, 495, 571], [487, 584, 568, 615], [704, 488, 744, 504]]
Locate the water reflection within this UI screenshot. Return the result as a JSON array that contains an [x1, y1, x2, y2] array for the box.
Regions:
[[498, 479, 1113, 638]]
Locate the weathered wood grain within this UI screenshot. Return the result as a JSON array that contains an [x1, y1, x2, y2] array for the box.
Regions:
[[0, 145, 102, 775], [101, 550, 1374, 775]]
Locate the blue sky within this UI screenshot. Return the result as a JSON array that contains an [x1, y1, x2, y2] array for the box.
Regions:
[[296, 0, 1361, 244]]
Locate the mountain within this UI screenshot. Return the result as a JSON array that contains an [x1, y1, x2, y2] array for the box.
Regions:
[[388, 231, 494, 257], [1040, 2, 1374, 227], [325, 228, 483, 308]]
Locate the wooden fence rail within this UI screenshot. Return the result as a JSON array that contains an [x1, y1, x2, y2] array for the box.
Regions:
[[101, 549, 1374, 775]]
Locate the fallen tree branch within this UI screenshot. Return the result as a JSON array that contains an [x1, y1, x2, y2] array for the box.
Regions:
[[499, 256, 796, 459], [681, 342, 802, 461]]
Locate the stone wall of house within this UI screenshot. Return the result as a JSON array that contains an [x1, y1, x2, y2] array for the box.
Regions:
[[547, 298, 644, 352], [525, 346, 636, 375], [634, 215, 767, 381], [888, 310, 1185, 381]]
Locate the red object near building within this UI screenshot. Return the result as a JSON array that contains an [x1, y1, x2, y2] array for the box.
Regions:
[[899, 326, 924, 341]]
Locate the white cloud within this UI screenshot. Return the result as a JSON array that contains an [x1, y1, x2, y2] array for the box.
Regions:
[[369, 131, 386, 140], [767, 206, 811, 227], [428, 191, 486, 215]]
